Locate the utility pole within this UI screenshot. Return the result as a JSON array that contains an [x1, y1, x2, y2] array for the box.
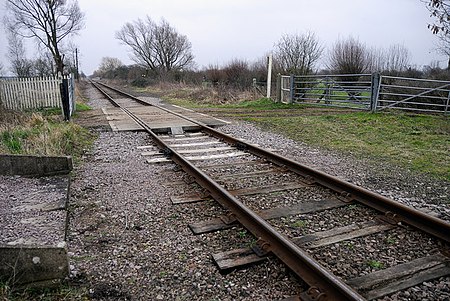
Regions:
[[75, 48, 79, 81], [266, 53, 273, 99]]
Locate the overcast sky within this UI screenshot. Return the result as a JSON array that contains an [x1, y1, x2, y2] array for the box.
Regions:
[[0, 0, 446, 75]]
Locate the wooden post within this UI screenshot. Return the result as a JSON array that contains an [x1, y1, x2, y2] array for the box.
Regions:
[[266, 53, 273, 99], [276, 74, 281, 103]]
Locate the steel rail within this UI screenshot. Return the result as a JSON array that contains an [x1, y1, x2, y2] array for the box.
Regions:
[[94, 81, 450, 244], [91, 81, 367, 300]]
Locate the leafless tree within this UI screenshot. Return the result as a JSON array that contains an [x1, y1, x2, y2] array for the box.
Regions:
[[367, 44, 410, 74], [5, 0, 84, 75], [424, 0, 450, 34], [34, 51, 56, 76], [7, 32, 34, 77], [384, 44, 411, 73], [97, 57, 124, 75], [328, 37, 371, 74], [116, 16, 195, 76], [274, 32, 323, 75]]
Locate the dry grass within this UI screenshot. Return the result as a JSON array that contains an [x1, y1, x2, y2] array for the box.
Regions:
[[0, 106, 94, 159], [132, 82, 259, 105]]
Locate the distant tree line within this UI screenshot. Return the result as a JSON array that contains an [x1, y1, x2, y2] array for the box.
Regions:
[[93, 4, 450, 88], [94, 32, 450, 90]]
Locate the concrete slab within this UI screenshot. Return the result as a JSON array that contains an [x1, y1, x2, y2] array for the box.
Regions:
[[101, 102, 228, 133], [0, 155, 72, 176], [0, 175, 69, 286]]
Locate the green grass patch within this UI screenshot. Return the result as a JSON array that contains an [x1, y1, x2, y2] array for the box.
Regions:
[[245, 112, 450, 181], [76, 102, 92, 112], [367, 260, 384, 269]]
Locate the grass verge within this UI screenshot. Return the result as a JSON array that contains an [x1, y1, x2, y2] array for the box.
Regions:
[[0, 105, 95, 162], [162, 97, 449, 181], [245, 111, 449, 181]]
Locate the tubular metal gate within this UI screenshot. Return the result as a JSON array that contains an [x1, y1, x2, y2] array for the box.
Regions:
[[278, 73, 450, 114], [377, 76, 450, 114]]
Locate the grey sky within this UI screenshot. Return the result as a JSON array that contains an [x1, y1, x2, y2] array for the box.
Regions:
[[0, 0, 446, 75]]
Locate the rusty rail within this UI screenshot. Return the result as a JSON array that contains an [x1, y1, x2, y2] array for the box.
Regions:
[[93, 81, 450, 243], [92, 81, 450, 300]]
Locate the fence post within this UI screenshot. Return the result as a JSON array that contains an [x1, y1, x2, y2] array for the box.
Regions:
[[289, 74, 294, 104], [276, 74, 281, 103], [445, 90, 450, 115], [370, 72, 381, 112], [60, 77, 70, 121]]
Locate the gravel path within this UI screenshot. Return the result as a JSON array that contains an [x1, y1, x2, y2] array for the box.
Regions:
[[70, 85, 450, 300]]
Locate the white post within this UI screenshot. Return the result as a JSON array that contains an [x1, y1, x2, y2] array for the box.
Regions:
[[266, 53, 273, 99]]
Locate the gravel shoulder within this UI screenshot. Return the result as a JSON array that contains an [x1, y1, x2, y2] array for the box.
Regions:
[[69, 86, 450, 300]]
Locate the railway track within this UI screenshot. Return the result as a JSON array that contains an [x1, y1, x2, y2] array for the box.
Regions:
[[90, 81, 450, 301]]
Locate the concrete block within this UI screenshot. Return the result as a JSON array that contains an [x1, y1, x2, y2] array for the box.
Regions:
[[0, 244, 68, 285], [0, 155, 72, 176], [0, 174, 70, 286]]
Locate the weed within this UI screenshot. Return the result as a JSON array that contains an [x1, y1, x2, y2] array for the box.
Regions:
[[75, 102, 92, 112], [344, 242, 355, 249], [169, 214, 179, 220], [1, 131, 23, 153], [238, 230, 247, 238], [385, 236, 396, 244], [367, 260, 384, 269], [247, 238, 258, 248], [291, 220, 307, 228], [347, 204, 358, 210]]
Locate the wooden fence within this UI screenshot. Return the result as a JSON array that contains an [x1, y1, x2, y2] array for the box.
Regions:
[[0, 76, 62, 110]]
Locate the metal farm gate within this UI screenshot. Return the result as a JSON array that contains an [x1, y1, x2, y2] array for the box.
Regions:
[[277, 73, 450, 114]]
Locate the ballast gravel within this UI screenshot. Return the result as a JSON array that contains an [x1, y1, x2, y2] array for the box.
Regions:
[[69, 87, 450, 300], [69, 131, 303, 300]]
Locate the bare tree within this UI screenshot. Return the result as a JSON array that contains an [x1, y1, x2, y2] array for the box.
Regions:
[[97, 57, 124, 75], [7, 32, 34, 77], [274, 32, 323, 75], [5, 0, 84, 75], [385, 44, 411, 73], [424, 0, 450, 34], [367, 44, 410, 74], [328, 37, 371, 74], [116, 16, 195, 75], [34, 51, 56, 76]]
